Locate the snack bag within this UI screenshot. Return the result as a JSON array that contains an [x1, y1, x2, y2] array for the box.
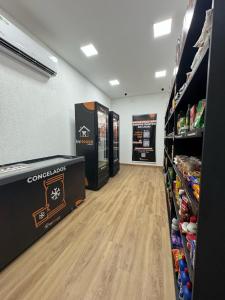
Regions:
[[194, 100, 206, 128], [190, 105, 196, 130], [172, 249, 180, 272], [179, 116, 186, 134], [172, 249, 184, 272]]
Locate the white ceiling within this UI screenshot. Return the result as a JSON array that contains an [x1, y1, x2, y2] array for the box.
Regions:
[[0, 0, 187, 99]]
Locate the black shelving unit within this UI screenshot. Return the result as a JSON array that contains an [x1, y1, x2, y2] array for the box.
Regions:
[[172, 192, 194, 282], [164, 1, 225, 299], [164, 171, 179, 300]]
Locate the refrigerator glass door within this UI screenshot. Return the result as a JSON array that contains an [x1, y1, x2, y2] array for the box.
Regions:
[[97, 110, 108, 169], [113, 117, 119, 162]]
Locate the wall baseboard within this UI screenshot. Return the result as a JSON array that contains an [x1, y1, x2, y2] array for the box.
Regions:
[[120, 163, 163, 169]]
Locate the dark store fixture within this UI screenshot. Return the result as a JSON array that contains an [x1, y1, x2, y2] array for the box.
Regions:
[[164, 0, 225, 299], [171, 190, 194, 282], [0, 155, 85, 270], [109, 111, 120, 177], [75, 101, 109, 190]]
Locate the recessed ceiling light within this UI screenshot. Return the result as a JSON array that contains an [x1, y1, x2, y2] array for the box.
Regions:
[[183, 10, 194, 32], [153, 18, 172, 38], [80, 43, 98, 57], [109, 79, 120, 86], [50, 55, 58, 63], [173, 66, 178, 76], [155, 70, 167, 78]]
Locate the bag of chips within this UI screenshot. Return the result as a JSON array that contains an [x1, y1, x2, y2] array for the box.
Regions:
[[194, 100, 206, 128]]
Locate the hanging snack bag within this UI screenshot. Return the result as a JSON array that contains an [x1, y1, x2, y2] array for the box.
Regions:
[[190, 104, 196, 130], [194, 100, 206, 128], [179, 113, 186, 135]]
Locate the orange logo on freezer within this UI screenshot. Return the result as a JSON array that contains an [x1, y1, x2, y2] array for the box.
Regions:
[[32, 174, 66, 228]]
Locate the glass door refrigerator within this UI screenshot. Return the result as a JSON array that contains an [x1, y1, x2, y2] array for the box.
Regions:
[[75, 101, 109, 190], [109, 111, 120, 177]]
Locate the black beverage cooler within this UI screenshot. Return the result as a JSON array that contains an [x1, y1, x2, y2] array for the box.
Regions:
[[109, 111, 120, 177], [0, 155, 85, 270], [75, 101, 109, 190]]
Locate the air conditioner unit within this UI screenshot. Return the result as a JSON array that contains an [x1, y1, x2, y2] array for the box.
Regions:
[[0, 12, 57, 77]]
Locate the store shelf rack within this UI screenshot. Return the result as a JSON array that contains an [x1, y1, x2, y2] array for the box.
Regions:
[[164, 1, 225, 299], [172, 191, 194, 282], [173, 164, 199, 215]]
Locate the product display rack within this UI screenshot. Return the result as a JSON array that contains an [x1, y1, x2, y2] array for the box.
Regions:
[[164, 1, 225, 299]]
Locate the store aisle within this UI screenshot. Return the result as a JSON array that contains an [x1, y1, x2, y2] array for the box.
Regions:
[[0, 166, 175, 300]]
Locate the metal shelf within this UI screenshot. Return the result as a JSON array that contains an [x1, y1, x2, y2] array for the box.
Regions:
[[165, 46, 209, 129], [174, 128, 204, 139], [165, 129, 204, 140], [173, 165, 199, 215], [165, 148, 173, 166], [164, 135, 174, 140]]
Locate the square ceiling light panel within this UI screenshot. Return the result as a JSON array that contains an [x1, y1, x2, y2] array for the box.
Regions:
[[154, 18, 172, 38], [155, 70, 167, 78], [80, 44, 98, 57], [173, 66, 178, 76], [109, 79, 120, 86]]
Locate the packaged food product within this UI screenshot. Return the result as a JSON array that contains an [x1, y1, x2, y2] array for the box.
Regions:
[[179, 255, 187, 271], [186, 105, 191, 131], [194, 100, 206, 128], [172, 233, 183, 249], [190, 105, 196, 130], [194, 9, 213, 48], [181, 268, 190, 286], [183, 282, 192, 300], [190, 240, 196, 268], [181, 222, 189, 234], [172, 249, 182, 272], [172, 251, 180, 273], [179, 115, 186, 135], [175, 177, 182, 197], [193, 191, 200, 201], [168, 167, 174, 181]]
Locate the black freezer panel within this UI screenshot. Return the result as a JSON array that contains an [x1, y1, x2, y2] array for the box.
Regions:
[[0, 155, 85, 270]]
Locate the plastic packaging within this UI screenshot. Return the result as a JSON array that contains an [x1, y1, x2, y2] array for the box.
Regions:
[[179, 256, 187, 272], [183, 282, 192, 300], [194, 100, 206, 129], [181, 268, 190, 285]]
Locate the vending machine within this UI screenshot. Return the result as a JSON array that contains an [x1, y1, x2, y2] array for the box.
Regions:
[[75, 101, 109, 190], [109, 111, 120, 177]]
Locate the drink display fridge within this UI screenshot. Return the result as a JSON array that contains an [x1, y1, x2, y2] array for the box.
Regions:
[[0, 155, 85, 270], [109, 111, 120, 177], [75, 101, 109, 190]]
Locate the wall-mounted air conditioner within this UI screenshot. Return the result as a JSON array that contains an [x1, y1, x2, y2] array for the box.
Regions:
[[0, 12, 57, 77]]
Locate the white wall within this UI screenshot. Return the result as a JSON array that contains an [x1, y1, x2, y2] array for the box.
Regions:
[[0, 45, 111, 165], [111, 93, 168, 166]]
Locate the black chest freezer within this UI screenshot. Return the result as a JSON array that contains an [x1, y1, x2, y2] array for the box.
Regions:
[[0, 155, 85, 270]]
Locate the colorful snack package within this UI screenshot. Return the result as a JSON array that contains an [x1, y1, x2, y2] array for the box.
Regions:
[[194, 100, 206, 128], [193, 191, 200, 201], [172, 249, 184, 272], [190, 105, 196, 130]]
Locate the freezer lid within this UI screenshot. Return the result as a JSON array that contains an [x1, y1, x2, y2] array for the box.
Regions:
[[0, 155, 85, 185]]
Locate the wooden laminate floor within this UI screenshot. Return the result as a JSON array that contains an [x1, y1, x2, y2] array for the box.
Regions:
[[0, 165, 175, 300]]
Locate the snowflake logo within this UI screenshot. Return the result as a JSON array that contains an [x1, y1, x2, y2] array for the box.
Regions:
[[39, 212, 46, 219], [51, 187, 61, 200]]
